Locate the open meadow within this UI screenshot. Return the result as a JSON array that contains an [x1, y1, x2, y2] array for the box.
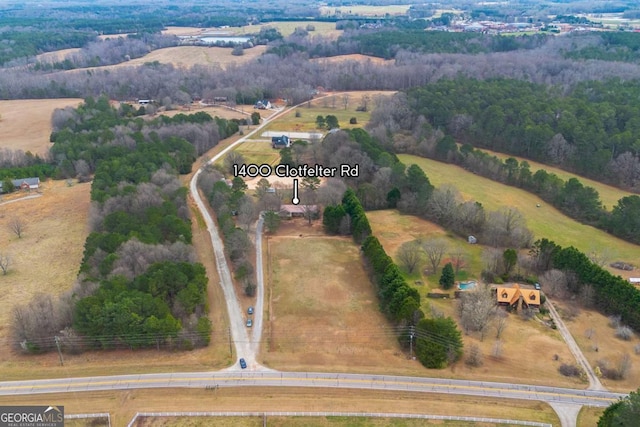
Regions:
[[0, 388, 560, 427], [367, 209, 582, 389], [398, 154, 640, 271], [0, 98, 83, 155], [251, 91, 395, 137], [310, 54, 393, 66], [472, 146, 635, 211]]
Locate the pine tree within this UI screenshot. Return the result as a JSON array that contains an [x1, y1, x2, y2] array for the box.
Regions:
[[439, 262, 455, 290]]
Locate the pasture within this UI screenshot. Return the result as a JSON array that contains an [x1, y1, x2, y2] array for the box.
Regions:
[[93, 45, 268, 70], [164, 22, 343, 38], [0, 98, 83, 155], [398, 154, 640, 269], [473, 146, 634, 211], [0, 388, 561, 427]]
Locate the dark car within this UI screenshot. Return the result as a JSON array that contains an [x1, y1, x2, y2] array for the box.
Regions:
[[239, 358, 247, 369], [248, 306, 254, 315]]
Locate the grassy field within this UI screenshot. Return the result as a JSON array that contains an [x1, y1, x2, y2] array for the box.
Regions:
[[34, 48, 81, 63], [367, 209, 582, 389], [473, 146, 634, 211], [262, 219, 406, 372], [319, 5, 410, 16], [398, 154, 640, 269], [158, 104, 250, 121], [97, 45, 267, 70], [557, 299, 640, 393], [0, 388, 560, 427], [0, 180, 90, 344], [232, 140, 281, 166], [0, 98, 83, 155], [578, 406, 605, 426], [252, 91, 395, 137], [138, 416, 546, 426]]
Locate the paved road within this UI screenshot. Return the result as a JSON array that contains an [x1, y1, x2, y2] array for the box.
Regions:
[[546, 296, 604, 391], [0, 371, 625, 407]]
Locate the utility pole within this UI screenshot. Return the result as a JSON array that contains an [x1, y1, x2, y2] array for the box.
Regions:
[[54, 336, 64, 366], [409, 326, 415, 360]]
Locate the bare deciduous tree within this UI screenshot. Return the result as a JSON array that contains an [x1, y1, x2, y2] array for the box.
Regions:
[[540, 269, 568, 298], [495, 310, 508, 339], [422, 238, 448, 274], [449, 247, 469, 275], [465, 343, 483, 367], [396, 240, 422, 274], [458, 286, 496, 341], [8, 217, 25, 238], [224, 151, 245, 175], [237, 195, 257, 230]]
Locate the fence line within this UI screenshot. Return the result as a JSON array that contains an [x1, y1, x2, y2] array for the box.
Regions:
[[65, 412, 111, 426], [127, 411, 552, 427]]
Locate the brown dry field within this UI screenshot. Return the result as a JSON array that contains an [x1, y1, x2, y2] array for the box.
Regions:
[[366, 210, 583, 388], [261, 220, 407, 372], [64, 45, 268, 72], [578, 406, 605, 426], [0, 388, 560, 427], [0, 98, 83, 155], [556, 299, 640, 393], [0, 180, 90, 343], [34, 48, 82, 63], [163, 22, 343, 38], [310, 54, 393, 65]]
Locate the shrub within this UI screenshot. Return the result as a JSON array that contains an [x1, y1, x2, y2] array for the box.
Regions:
[[349, 117, 357, 124], [608, 315, 622, 328], [465, 344, 483, 367], [616, 325, 634, 341], [558, 363, 582, 377]]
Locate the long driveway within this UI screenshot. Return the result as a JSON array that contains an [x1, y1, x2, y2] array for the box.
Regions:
[[546, 296, 605, 391], [189, 105, 298, 370]]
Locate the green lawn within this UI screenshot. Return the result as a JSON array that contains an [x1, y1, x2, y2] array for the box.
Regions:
[[252, 105, 372, 138], [233, 140, 281, 166], [472, 145, 634, 210], [398, 154, 640, 264]]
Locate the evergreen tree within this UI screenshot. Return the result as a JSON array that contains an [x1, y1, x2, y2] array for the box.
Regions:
[[439, 262, 455, 289]]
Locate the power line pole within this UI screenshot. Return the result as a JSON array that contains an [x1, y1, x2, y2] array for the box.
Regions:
[[54, 336, 64, 366], [409, 326, 415, 360]]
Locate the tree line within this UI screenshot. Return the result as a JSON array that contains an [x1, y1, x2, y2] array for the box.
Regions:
[[11, 97, 240, 353], [325, 188, 463, 369]]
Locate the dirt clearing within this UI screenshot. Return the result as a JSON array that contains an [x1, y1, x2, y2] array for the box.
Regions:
[[0, 98, 83, 155]]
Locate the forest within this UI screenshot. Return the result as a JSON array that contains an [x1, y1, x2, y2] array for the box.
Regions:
[[11, 97, 239, 352]]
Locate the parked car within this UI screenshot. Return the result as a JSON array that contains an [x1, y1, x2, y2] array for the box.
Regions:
[[534, 282, 541, 290], [246, 318, 253, 327], [239, 358, 247, 369], [248, 306, 254, 315]]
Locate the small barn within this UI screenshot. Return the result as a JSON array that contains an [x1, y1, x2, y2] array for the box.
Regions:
[[0, 177, 40, 193]]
